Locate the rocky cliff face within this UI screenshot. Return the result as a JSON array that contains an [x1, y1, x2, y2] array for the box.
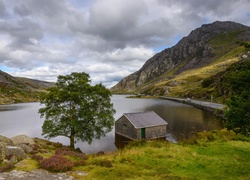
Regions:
[[111, 21, 250, 93]]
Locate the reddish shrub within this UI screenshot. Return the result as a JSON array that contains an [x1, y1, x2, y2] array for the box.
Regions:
[[32, 144, 39, 151], [39, 155, 74, 172], [31, 154, 44, 162], [0, 164, 14, 173], [55, 148, 87, 160]]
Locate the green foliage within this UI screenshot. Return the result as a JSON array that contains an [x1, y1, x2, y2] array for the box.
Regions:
[[225, 93, 250, 136], [217, 59, 250, 136], [236, 41, 250, 50], [39, 72, 116, 149]]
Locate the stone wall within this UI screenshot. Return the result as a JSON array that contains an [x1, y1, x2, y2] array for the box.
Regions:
[[145, 126, 167, 139], [115, 116, 138, 140]]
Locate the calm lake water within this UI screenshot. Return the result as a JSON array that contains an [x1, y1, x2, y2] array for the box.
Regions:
[[0, 95, 223, 153]]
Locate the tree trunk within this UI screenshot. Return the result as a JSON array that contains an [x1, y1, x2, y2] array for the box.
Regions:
[[69, 131, 75, 150]]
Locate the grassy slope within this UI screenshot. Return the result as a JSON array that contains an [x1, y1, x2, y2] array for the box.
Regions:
[[138, 31, 248, 102], [0, 76, 53, 104], [73, 131, 250, 179], [11, 130, 250, 179]]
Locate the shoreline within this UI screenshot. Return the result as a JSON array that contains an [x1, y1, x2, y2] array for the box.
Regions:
[[159, 96, 226, 119]]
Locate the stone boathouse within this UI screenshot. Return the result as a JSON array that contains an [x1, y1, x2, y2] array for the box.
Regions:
[[115, 111, 168, 140]]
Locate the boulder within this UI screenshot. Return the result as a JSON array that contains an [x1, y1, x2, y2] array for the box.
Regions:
[[0, 135, 14, 146], [11, 134, 35, 145], [6, 146, 28, 161], [17, 144, 33, 153]]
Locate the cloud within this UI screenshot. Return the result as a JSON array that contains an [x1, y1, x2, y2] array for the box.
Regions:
[[0, 0, 250, 87], [13, 3, 31, 17]]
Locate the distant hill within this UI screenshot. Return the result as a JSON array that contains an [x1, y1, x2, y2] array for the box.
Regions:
[[0, 70, 54, 104], [111, 21, 250, 101]]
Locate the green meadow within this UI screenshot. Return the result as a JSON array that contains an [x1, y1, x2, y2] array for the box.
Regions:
[[11, 129, 250, 179]]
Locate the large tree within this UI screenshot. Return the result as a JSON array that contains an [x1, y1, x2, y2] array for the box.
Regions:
[[39, 72, 116, 149]]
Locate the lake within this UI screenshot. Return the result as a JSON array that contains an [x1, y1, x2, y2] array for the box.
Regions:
[[0, 95, 223, 153]]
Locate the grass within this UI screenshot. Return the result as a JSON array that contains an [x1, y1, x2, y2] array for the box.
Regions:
[[70, 130, 250, 179], [2, 130, 249, 179], [146, 57, 239, 100]]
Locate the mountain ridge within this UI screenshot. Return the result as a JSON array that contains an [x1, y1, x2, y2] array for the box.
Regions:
[[111, 21, 250, 95], [0, 70, 54, 104]]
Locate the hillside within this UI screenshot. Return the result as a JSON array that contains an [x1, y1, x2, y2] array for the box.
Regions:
[[1, 130, 249, 179], [111, 21, 250, 101], [0, 70, 54, 104]]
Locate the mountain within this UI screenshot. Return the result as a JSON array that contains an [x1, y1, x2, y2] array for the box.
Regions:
[[0, 70, 54, 104], [111, 21, 250, 98]]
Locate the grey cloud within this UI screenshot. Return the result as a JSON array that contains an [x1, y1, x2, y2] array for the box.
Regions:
[[0, 0, 8, 17], [0, 18, 43, 50], [14, 4, 31, 17], [158, 0, 246, 17]]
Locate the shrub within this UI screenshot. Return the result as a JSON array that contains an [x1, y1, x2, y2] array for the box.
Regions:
[[55, 147, 87, 160], [31, 154, 44, 163], [0, 164, 14, 173], [39, 155, 74, 172]]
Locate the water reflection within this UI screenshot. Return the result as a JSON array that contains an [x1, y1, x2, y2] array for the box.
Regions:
[[143, 100, 223, 141], [115, 133, 132, 149]]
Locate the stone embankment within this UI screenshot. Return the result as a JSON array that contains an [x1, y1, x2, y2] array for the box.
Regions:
[[160, 96, 226, 118]]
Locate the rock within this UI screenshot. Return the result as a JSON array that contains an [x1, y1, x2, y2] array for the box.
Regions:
[[18, 143, 33, 153], [11, 134, 35, 145], [0, 135, 14, 146], [6, 146, 28, 161], [0, 169, 75, 180], [9, 155, 19, 163]]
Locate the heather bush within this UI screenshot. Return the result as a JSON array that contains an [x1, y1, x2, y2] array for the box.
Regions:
[[31, 154, 44, 163], [0, 164, 14, 173], [55, 147, 87, 160], [39, 155, 74, 172]]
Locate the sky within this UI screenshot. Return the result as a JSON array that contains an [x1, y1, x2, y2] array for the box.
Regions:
[[0, 0, 249, 87]]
